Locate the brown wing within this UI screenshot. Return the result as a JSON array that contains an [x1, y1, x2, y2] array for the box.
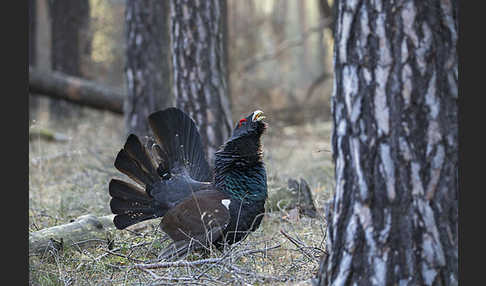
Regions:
[[160, 189, 231, 249]]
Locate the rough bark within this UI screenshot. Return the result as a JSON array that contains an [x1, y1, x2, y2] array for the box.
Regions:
[[221, 0, 230, 107], [317, 0, 458, 285], [29, 67, 124, 114], [48, 0, 90, 116], [125, 0, 174, 137], [170, 0, 233, 166]]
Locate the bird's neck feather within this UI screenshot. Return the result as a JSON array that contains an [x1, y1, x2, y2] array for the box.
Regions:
[[214, 141, 267, 202]]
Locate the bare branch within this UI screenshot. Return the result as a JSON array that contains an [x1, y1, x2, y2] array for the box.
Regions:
[[280, 230, 324, 262]]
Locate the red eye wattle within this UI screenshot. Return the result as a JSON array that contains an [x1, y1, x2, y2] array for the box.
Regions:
[[238, 118, 247, 127]]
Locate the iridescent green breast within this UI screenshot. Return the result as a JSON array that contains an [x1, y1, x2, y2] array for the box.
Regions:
[[221, 165, 267, 202]]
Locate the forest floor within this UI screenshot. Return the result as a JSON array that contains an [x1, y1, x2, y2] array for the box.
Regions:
[[29, 107, 334, 286]]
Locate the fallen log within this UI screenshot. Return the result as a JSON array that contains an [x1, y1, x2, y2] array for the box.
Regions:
[[29, 214, 116, 255], [28, 66, 125, 114]]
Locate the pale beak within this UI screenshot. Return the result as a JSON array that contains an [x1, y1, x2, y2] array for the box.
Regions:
[[252, 110, 265, 122]]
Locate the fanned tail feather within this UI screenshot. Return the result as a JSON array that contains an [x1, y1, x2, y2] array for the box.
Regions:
[[148, 108, 212, 181], [110, 134, 162, 229], [123, 134, 158, 179], [114, 134, 159, 187], [109, 179, 159, 229], [109, 108, 213, 231]]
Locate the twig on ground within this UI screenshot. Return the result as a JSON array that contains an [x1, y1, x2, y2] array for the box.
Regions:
[[139, 267, 161, 280], [226, 264, 287, 283], [94, 241, 152, 262], [280, 230, 324, 262], [104, 249, 146, 263]]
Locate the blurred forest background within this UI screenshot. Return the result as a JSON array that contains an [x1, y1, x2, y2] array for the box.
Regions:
[[29, 0, 334, 125], [29, 1, 336, 284]]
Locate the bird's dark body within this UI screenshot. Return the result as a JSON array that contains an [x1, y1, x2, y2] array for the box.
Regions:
[[109, 107, 267, 258], [214, 197, 266, 247], [213, 163, 267, 248]]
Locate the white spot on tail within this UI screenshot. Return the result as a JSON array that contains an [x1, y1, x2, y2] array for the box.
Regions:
[[221, 199, 231, 210]]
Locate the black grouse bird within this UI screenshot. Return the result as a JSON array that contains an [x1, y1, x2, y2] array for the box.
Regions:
[[109, 107, 267, 258]]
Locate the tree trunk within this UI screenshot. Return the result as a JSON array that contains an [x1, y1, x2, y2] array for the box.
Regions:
[[316, 0, 327, 70], [124, 0, 174, 137], [170, 0, 233, 166], [29, 0, 36, 68], [321, 0, 338, 36], [221, 0, 230, 109], [305, 0, 333, 102], [297, 0, 308, 80], [29, 0, 38, 117], [49, 0, 90, 117], [271, 0, 287, 45], [317, 0, 458, 285]]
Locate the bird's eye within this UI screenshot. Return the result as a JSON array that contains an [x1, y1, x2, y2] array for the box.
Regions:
[[238, 118, 247, 127]]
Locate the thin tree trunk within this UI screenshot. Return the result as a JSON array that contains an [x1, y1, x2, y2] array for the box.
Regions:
[[305, 0, 333, 101], [242, 0, 258, 60], [317, 0, 458, 285], [29, 0, 36, 68], [170, 0, 232, 166], [271, 0, 287, 45], [125, 0, 173, 137], [316, 0, 326, 69], [49, 0, 90, 117], [297, 0, 308, 80], [221, 0, 230, 108]]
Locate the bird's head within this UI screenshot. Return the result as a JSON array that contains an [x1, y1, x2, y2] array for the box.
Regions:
[[230, 110, 267, 140], [217, 110, 267, 158]]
